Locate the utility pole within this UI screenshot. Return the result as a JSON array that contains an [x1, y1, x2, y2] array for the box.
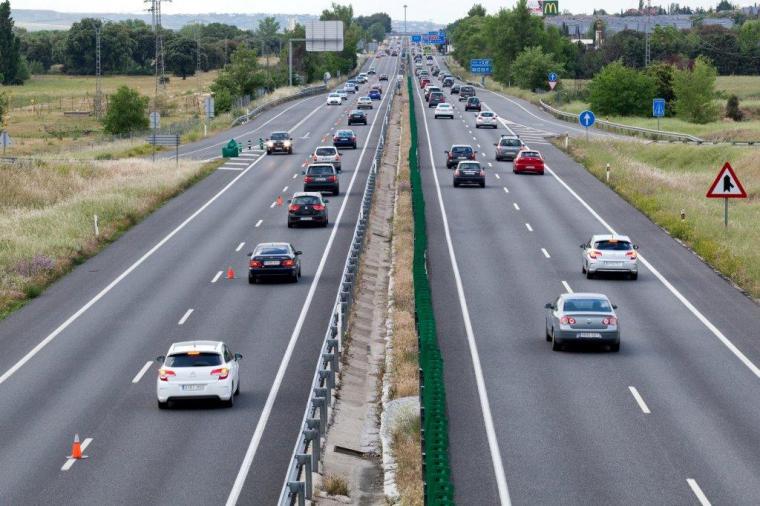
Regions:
[[645, 0, 651, 66], [94, 23, 103, 119], [196, 21, 202, 72], [403, 5, 407, 35]]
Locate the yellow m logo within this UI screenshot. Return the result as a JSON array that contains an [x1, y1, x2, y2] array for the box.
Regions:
[[543, 1, 559, 15]]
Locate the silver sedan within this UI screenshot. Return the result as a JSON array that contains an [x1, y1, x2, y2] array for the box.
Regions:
[[545, 293, 620, 352]]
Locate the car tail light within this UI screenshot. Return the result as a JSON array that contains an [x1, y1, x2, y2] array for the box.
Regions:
[[281, 259, 295, 267], [312, 155, 317, 161], [333, 136, 339, 142], [313, 204, 325, 211], [327, 176, 336, 182], [304, 176, 314, 183], [351, 136, 356, 141], [159, 369, 175, 381], [588, 250, 602, 260], [454, 169, 460, 176], [602, 317, 617, 326], [250, 260, 262, 268], [469, 153, 476, 160], [560, 316, 576, 325], [288, 204, 300, 212], [480, 170, 486, 176], [626, 251, 637, 259], [210, 367, 229, 380]]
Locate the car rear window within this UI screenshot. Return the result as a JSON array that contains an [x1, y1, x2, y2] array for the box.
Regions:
[[271, 132, 288, 140], [351, 110, 364, 115], [437, 104, 452, 109], [563, 299, 612, 312], [451, 146, 473, 155], [500, 138, 522, 147], [468, 97, 480, 103], [307, 165, 335, 175], [316, 147, 337, 156], [458, 163, 480, 171], [520, 151, 540, 158], [430, 92, 443, 98], [461, 86, 474, 92], [480, 112, 494, 117], [294, 196, 322, 205], [166, 352, 222, 367], [594, 240, 633, 251], [255, 245, 289, 256], [337, 130, 353, 137]]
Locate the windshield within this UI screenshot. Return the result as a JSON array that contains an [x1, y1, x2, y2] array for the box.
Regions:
[[468, 98, 480, 103], [270, 132, 289, 140], [594, 240, 633, 251], [437, 104, 452, 109], [307, 165, 335, 175], [316, 147, 337, 156], [500, 139, 522, 147], [255, 245, 290, 256], [351, 110, 364, 115], [563, 298, 612, 313], [166, 352, 222, 367]]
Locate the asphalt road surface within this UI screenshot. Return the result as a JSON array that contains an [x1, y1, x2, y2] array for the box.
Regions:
[[0, 55, 398, 505], [414, 56, 760, 505]]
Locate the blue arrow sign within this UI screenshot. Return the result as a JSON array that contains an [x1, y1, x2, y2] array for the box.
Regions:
[[652, 98, 665, 118], [548, 72, 558, 82], [579, 110, 596, 128]]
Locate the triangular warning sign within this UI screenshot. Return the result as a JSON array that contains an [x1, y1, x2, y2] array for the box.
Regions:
[[548, 81, 557, 90], [706, 162, 747, 198]]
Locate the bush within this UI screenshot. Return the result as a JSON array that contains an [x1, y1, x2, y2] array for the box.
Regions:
[[588, 60, 656, 116], [672, 56, 719, 124], [213, 87, 232, 113], [726, 94, 743, 121], [103, 86, 149, 135], [511, 46, 563, 92]]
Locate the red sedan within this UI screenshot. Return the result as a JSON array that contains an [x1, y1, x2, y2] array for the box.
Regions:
[[513, 149, 545, 175]]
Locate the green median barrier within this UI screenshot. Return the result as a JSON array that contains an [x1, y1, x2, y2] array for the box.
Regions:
[[222, 139, 241, 158]]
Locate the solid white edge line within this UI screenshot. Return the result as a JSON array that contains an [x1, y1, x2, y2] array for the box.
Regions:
[[541, 248, 551, 258], [628, 386, 651, 414], [561, 280, 573, 293], [0, 150, 271, 387], [414, 73, 512, 506], [235, 242, 245, 252], [687, 479, 712, 506], [177, 308, 194, 326], [543, 163, 760, 380], [211, 271, 223, 283], [61, 438, 93, 471], [131, 361, 154, 384], [227, 60, 395, 506], [255, 219, 263, 228]]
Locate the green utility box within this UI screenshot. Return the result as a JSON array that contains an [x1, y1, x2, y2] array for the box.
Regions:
[[222, 139, 241, 157]]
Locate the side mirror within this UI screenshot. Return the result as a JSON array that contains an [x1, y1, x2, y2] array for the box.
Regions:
[[295, 250, 303, 256], [580, 244, 586, 249], [247, 252, 253, 257], [323, 199, 330, 203], [612, 304, 618, 310], [301, 170, 306, 175], [544, 303, 554, 310], [633, 244, 639, 250], [234, 353, 243, 361], [287, 199, 292, 204], [444, 150, 449, 154], [156, 355, 165, 363]]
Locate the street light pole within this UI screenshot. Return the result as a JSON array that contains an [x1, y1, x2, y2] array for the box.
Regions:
[[403, 5, 407, 35]]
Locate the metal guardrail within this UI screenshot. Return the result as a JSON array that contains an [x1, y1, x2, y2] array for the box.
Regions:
[[276, 77, 396, 506], [230, 85, 328, 127]]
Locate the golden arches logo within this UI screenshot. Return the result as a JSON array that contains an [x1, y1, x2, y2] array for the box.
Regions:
[[543, 1, 559, 15]]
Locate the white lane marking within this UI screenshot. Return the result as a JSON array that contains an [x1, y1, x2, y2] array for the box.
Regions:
[[543, 163, 760, 379], [255, 219, 263, 228], [178, 309, 194, 325], [503, 186, 509, 194], [473, 136, 477, 141], [233, 66, 400, 506], [270, 201, 277, 208], [561, 280, 573, 293], [235, 242, 245, 252], [61, 437, 93, 471], [211, 271, 223, 283], [224, 162, 250, 166], [0, 150, 270, 387], [494, 173, 500, 180], [628, 386, 651, 414], [468, 130, 472, 134], [687, 479, 712, 506], [218, 167, 245, 171], [525, 223, 533, 232], [282, 186, 289, 193], [541, 248, 551, 258], [413, 76, 512, 506], [477, 144, 481, 148], [292, 173, 298, 179], [131, 361, 153, 384], [513, 203, 520, 210], [488, 162, 493, 167], [302, 131, 311, 139]]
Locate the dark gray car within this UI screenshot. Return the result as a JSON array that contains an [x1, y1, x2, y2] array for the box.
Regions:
[[459, 85, 476, 101], [544, 293, 620, 352], [494, 135, 525, 161]]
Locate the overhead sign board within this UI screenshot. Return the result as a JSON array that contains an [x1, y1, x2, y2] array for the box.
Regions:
[[305, 20, 344, 52], [652, 98, 665, 118], [543, 0, 559, 15], [706, 162, 747, 198], [411, 34, 421, 42], [470, 58, 492, 75], [579, 110, 596, 128]]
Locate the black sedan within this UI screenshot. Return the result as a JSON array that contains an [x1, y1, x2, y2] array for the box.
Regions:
[[333, 129, 357, 149], [248, 242, 302, 284], [453, 161, 485, 188], [348, 110, 368, 125], [287, 192, 329, 228]]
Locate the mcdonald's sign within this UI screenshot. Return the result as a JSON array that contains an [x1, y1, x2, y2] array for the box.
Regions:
[[542, 0, 559, 15]]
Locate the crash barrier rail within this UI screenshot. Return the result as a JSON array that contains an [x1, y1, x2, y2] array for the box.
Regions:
[[278, 77, 396, 506], [230, 85, 328, 128], [407, 74, 455, 504]]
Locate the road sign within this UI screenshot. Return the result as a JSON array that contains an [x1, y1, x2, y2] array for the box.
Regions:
[[204, 96, 215, 119], [543, 0, 560, 15], [579, 110, 595, 128], [652, 98, 665, 118], [305, 20, 344, 51], [548, 72, 558, 82], [411, 34, 421, 42], [707, 162, 747, 199], [470, 58, 493, 75], [0, 131, 12, 147], [146, 134, 180, 146], [149, 112, 160, 130]]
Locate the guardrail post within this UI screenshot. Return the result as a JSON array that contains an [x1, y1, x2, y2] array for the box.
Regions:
[[314, 387, 330, 407], [312, 396, 327, 433], [305, 419, 321, 473], [323, 351, 339, 374], [287, 481, 305, 506], [295, 454, 313, 499], [319, 368, 335, 392]]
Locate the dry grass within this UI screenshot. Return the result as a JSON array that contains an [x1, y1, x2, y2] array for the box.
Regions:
[[322, 474, 350, 496], [0, 157, 220, 318], [392, 410, 423, 506], [558, 139, 760, 298]]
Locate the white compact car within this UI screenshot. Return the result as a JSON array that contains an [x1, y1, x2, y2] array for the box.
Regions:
[[326, 93, 342, 105], [156, 341, 242, 409], [312, 145, 342, 172], [475, 111, 498, 128], [581, 234, 639, 280], [343, 84, 356, 94], [334, 89, 348, 100], [434, 103, 455, 119], [357, 96, 373, 109]]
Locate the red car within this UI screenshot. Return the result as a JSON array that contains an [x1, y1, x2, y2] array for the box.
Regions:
[[513, 149, 545, 175], [420, 78, 430, 89]]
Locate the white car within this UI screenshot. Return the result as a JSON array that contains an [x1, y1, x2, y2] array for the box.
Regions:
[[312, 145, 342, 172], [156, 341, 242, 409], [581, 234, 639, 280], [326, 93, 342, 105], [434, 103, 455, 119], [343, 84, 356, 94], [357, 96, 373, 109], [475, 110, 498, 129]]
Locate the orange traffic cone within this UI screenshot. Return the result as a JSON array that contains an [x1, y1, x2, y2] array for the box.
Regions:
[[226, 266, 235, 279], [70, 434, 82, 459], [276, 195, 283, 207]]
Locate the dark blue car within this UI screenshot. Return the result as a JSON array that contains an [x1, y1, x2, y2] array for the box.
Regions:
[[333, 129, 357, 149], [369, 89, 381, 100]]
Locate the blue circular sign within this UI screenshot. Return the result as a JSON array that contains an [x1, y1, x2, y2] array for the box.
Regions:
[[579, 110, 596, 128], [548, 72, 558, 82]]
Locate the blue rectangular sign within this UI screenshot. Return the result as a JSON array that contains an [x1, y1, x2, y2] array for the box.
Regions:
[[652, 98, 666, 118], [470, 58, 492, 75], [411, 34, 421, 42]]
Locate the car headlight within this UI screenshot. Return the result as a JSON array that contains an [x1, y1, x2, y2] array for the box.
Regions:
[[283, 140, 292, 147], [266, 141, 273, 147]]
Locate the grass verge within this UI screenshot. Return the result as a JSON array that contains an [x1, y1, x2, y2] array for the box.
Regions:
[[322, 474, 350, 497], [556, 138, 760, 299], [0, 156, 223, 320]]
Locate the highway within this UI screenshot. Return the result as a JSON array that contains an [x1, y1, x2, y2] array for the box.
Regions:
[[0, 55, 398, 504], [415, 57, 760, 505]]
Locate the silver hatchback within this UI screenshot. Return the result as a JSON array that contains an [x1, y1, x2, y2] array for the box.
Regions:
[[545, 293, 620, 352], [311, 146, 342, 172], [581, 234, 639, 280]]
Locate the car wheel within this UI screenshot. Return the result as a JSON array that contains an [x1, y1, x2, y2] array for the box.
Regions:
[[157, 399, 169, 410], [630, 273, 638, 281], [288, 148, 293, 154], [610, 342, 621, 353], [353, 144, 357, 149], [552, 333, 563, 352], [586, 270, 594, 279], [453, 181, 459, 187], [291, 270, 299, 283], [234, 378, 240, 395], [333, 188, 339, 196], [249, 275, 256, 284], [223, 390, 235, 408], [480, 181, 486, 188], [545, 325, 552, 342], [287, 221, 294, 228], [582, 263, 587, 274]]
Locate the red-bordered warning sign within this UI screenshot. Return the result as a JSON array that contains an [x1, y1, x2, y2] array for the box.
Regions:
[[706, 162, 747, 199]]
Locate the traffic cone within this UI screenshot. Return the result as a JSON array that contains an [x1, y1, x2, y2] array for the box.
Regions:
[[276, 195, 283, 207], [70, 434, 82, 459], [226, 266, 235, 279]]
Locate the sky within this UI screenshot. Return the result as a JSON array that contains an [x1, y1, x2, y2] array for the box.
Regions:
[[10, 0, 739, 25]]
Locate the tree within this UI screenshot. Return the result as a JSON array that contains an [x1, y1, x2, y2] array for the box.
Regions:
[[103, 86, 149, 134], [0, 91, 8, 125], [672, 56, 719, 123], [0, 0, 26, 84], [255, 17, 280, 55], [165, 36, 196, 79], [211, 47, 266, 100], [646, 62, 676, 106], [367, 21, 386, 42], [485, 0, 545, 84], [588, 60, 656, 116], [63, 18, 99, 74], [468, 4, 487, 17], [511, 46, 563, 91], [725, 94, 743, 121], [716, 0, 734, 11], [603, 29, 646, 68]]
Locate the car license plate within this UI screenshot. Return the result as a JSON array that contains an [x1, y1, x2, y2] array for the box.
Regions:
[[264, 260, 280, 266], [315, 177, 326, 182], [577, 332, 602, 338], [606, 262, 623, 267], [301, 217, 313, 221], [527, 166, 535, 169], [182, 384, 204, 391]]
